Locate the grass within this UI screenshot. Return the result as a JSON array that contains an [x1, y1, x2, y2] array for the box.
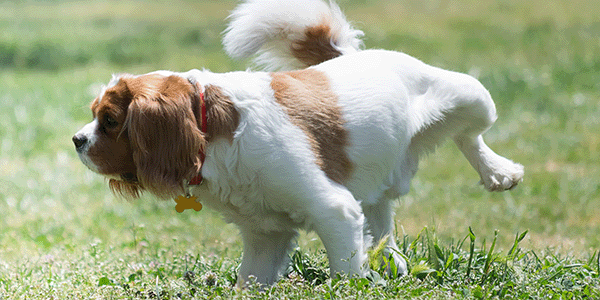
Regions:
[[1, 0, 599, 298], [1, 227, 598, 298]]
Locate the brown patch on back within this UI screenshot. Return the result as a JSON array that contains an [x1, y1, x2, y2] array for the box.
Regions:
[[204, 85, 240, 142], [270, 69, 352, 183], [291, 21, 343, 68]]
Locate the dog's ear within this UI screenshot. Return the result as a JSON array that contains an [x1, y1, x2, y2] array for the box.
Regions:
[[126, 76, 205, 198], [204, 84, 240, 142]]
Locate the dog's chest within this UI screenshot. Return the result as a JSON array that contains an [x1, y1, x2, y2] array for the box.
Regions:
[[197, 140, 307, 232], [199, 181, 304, 232]]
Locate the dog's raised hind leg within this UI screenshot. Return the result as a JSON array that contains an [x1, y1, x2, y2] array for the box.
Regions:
[[454, 134, 524, 191]]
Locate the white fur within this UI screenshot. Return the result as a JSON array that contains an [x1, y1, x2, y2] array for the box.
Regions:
[[97, 74, 123, 104], [223, 0, 363, 71], [74, 119, 100, 172]]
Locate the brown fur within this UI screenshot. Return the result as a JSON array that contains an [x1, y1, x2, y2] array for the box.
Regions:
[[109, 178, 141, 198], [88, 80, 137, 177], [291, 21, 342, 69], [204, 85, 240, 142], [90, 74, 207, 198], [126, 74, 206, 198], [270, 69, 352, 183], [87, 74, 241, 198]]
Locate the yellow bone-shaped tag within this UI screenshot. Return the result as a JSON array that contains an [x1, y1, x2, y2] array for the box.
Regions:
[[174, 195, 203, 213]]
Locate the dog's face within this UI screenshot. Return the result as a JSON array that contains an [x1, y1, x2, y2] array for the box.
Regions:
[[72, 73, 205, 198]]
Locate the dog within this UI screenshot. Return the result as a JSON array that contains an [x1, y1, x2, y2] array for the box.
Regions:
[[72, 0, 523, 286]]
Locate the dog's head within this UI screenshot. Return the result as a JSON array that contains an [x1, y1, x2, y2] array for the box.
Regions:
[[72, 73, 206, 198]]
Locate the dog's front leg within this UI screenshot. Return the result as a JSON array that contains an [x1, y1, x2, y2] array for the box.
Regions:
[[236, 229, 297, 288]]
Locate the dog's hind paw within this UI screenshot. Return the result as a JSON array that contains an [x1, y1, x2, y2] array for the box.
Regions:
[[479, 156, 524, 192]]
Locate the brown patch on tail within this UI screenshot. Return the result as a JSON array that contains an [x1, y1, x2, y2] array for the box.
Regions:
[[291, 21, 342, 68], [270, 69, 352, 183]]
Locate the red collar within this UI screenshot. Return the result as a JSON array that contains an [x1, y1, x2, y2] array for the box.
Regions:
[[188, 91, 207, 185]]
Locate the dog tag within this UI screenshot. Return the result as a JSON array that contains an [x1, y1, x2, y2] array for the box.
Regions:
[[174, 195, 203, 213]]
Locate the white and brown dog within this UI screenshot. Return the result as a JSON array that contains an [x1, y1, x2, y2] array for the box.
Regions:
[[73, 0, 523, 286]]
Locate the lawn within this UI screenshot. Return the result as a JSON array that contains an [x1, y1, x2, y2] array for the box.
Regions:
[[1, 0, 599, 298]]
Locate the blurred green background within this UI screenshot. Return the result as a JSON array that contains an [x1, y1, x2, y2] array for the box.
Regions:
[[1, 0, 599, 269]]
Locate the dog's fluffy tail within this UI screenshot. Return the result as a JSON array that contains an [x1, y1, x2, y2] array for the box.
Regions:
[[223, 0, 363, 71]]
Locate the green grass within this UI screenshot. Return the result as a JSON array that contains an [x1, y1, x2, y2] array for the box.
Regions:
[[1, 0, 599, 298]]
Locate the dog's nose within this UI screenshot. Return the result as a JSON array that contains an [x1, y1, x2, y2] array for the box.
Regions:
[[72, 135, 88, 150]]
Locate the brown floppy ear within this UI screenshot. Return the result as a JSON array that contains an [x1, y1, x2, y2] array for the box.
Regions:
[[126, 76, 205, 198], [203, 85, 240, 142]]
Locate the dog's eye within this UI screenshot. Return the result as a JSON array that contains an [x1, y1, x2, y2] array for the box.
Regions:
[[105, 115, 118, 129]]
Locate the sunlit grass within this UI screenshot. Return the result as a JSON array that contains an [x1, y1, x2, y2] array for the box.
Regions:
[[1, 0, 599, 298]]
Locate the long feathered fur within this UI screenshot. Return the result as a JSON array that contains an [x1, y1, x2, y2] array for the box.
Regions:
[[223, 0, 364, 71]]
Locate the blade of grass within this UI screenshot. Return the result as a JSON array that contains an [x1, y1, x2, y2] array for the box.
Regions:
[[597, 250, 600, 273], [507, 230, 528, 260], [481, 230, 498, 284], [426, 227, 442, 272], [466, 227, 476, 280], [369, 234, 390, 272]]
